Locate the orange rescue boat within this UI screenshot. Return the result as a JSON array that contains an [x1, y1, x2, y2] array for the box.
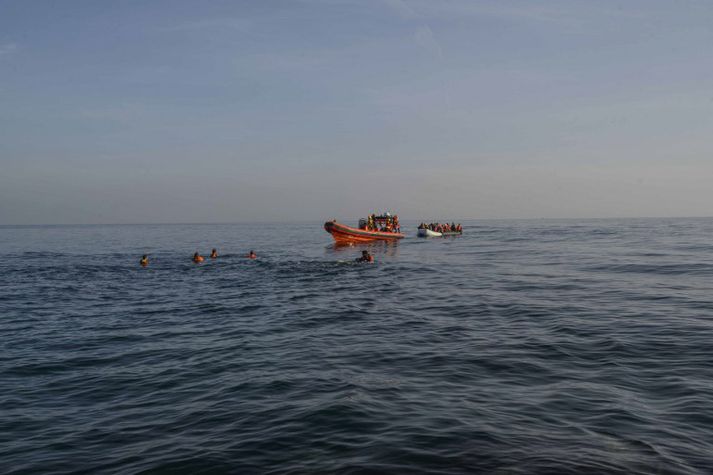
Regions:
[[324, 214, 405, 244]]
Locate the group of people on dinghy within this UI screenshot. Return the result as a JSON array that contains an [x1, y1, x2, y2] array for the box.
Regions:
[[418, 222, 462, 233]]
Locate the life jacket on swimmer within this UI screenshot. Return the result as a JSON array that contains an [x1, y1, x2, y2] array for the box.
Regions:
[[356, 251, 374, 263]]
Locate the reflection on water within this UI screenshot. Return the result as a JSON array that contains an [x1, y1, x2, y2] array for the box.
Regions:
[[327, 239, 401, 257]]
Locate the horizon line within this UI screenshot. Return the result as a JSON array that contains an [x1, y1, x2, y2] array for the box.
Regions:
[[1, 215, 712, 227]]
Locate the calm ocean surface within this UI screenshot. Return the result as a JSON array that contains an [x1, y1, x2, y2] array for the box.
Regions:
[[1, 218, 712, 474]]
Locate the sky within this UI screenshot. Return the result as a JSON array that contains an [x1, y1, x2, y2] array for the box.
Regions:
[[1, 0, 712, 224]]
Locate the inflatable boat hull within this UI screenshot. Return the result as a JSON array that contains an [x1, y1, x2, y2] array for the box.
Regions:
[[417, 228, 442, 237], [324, 221, 404, 244], [417, 228, 462, 237]]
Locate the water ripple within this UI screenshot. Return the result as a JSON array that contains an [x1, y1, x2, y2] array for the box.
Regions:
[[1, 219, 712, 473]]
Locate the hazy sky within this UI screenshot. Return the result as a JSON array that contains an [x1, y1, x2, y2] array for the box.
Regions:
[[1, 0, 712, 224]]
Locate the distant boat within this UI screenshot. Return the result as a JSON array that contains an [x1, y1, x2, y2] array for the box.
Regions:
[[417, 224, 463, 238], [324, 214, 404, 244]]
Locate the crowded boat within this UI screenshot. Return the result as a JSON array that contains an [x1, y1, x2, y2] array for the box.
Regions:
[[360, 213, 400, 233], [417, 222, 463, 237], [324, 212, 405, 244]]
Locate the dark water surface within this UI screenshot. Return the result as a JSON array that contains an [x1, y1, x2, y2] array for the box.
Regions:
[[2, 219, 713, 474]]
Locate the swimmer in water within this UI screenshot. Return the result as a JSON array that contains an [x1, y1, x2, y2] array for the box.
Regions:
[[193, 252, 204, 263], [356, 250, 374, 263], [248, 250, 257, 259], [210, 248, 218, 259], [140, 254, 149, 267]]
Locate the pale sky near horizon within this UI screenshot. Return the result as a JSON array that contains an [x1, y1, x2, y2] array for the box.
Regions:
[[1, 0, 712, 224]]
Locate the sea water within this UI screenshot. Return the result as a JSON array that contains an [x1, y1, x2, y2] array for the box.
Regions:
[[1, 218, 712, 473]]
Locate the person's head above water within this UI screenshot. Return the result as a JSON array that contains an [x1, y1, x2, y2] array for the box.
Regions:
[[356, 249, 374, 262]]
